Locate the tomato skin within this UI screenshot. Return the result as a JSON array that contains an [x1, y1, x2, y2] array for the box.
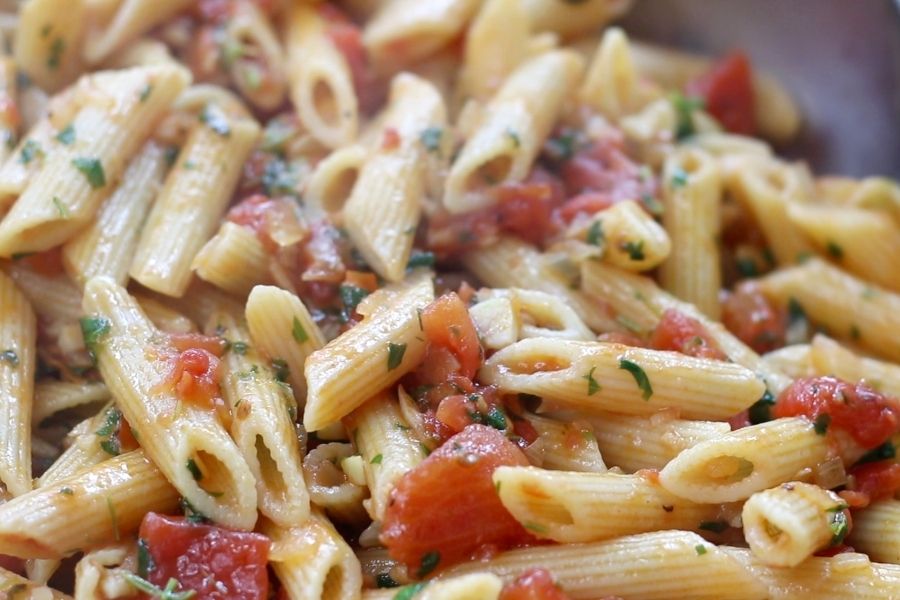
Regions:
[[0, 554, 24, 575], [847, 461, 900, 506], [421, 293, 482, 380], [170, 333, 227, 357], [22, 247, 64, 276], [687, 51, 757, 135], [138, 513, 270, 600], [649, 309, 726, 360], [774, 376, 900, 449], [500, 568, 571, 600], [381, 425, 535, 572], [721, 286, 786, 353]]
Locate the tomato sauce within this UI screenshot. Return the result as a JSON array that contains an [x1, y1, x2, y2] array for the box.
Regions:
[[649, 309, 727, 360], [774, 376, 900, 449], [686, 51, 757, 135], [380, 425, 535, 573], [138, 513, 270, 600], [846, 461, 900, 507], [499, 568, 572, 600], [164, 334, 228, 421], [721, 286, 786, 353], [319, 3, 383, 114]]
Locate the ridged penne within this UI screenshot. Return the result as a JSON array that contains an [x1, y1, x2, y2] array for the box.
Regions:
[[192, 221, 272, 297], [522, 0, 634, 39], [82, 0, 194, 65], [809, 334, 900, 398], [31, 380, 109, 426], [0, 566, 72, 599], [848, 499, 900, 564], [523, 413, 607, 473], [579, 27, 657, 120], [363, 573, 503, 600]]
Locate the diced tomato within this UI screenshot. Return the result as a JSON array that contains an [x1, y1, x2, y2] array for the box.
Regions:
[[847, 461, 900, 506], [22, 247, 64, 276], [343, 270, 378, 293], [435, 394, 475, 433], [421, 293, 482, 379], [381, 425, 535, 572], [139, 513, 269, 600], [492, 181, 558, 246], [320, 3, 383, 114], [727, 410, 752, 431], [774, 376, 900, 449], [0, 554, 24, 575], [227, 194, 308, 254], [686, 51, 757, 135], [381, 127, 401, 150], [721, 286, 786, 353], [649, 309, 726, 360], [500, 568, 571, 600], [165, 336, 228, 424], [170, 333, 227, 357]]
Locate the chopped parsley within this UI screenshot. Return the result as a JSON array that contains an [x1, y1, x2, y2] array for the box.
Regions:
[[271, 358, 290, 382], [186, 458, 203, 481], [858, 441, 895, 464], [586, 220, 604, 246], [506, 129, 521, 148], [747, 389, 775, 424], [47, 37, 65, 70], [582, 366, 600, 396], [180, 498, 209, 524], [850, 324, 861, 340], [230, 341, 248, 355], [698, 520, 729, 533], [55, 124, 75, 145], [19, 139, 44, 164], [292, 316, 309, 343], [670, 167, 689, 188], [261, 157, 298, 196], [72, 157, 106, 188], [139, 84, 153, 102], [828, 507, 849, 546], [370, 453, 383, 465], [419, 127, 443, 154], [376, 573, 400, 588], [735, 257, 759, 278], [123, 574, 197, 600], [51, 196, 69, 218], [416, 551, 440, 578], [199, 104, 231, 137], [393, 582, 428, 600], [825, 240, 844, 260], [544, 130, 578, 161], [80, 316, 111, 360], [671, 92, 705, 140], [485, 405, 507, 430], [622, 240, 645, 261], [387, 342, 407, 370], [618, 358, 653, 400], [96, 407, 122, 456], [407, 250, 436, 269], [523, 521, 548, 534], [0, 349, 18, 367], [137, 538, 154, 578], [694, 544, 707, 556], [813, 413, 831, 435]]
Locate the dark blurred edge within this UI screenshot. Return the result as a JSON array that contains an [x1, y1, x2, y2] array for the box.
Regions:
[[620, 0, 900, 178]]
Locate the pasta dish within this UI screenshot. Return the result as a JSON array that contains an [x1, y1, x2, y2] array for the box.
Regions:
[[0, 0, 898, 598]]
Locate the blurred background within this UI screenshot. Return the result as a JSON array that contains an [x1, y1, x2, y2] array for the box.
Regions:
[[621, 0, 900, 177]]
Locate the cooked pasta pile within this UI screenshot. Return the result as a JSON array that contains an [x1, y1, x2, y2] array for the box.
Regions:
[[0, 0, 899, 598]]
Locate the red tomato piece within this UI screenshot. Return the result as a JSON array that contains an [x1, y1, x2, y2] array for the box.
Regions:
[[421, 293, 482, 380], [320, 3, 383, 114], [774, 376, 900, 449], [847, 461, 900, 506], [492, 181, 558, 246], [687, 51, 757, 135], [0, 554, 24, 575], [721, 286, 786, 354], [435, 394, 476, 434], [500, 568, 571, 600], [22, 247, 64, 276], [138, 513, 269, 600], [170, 333, 227, 357], [649, 309, 726, 360], [381, 425, 535, 572]]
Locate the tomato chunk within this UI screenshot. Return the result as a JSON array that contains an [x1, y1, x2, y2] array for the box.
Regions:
[[421, 293, 482, 380], [500, 568, 571, 600], [381, 425, 535, 572], [721, 286, 786, 353], [649, 309, 726, 360], [774, 376, 900, 449], [687, 51, 757, 135], [847, 461, 900, 506], [138, 513, 269, 600]]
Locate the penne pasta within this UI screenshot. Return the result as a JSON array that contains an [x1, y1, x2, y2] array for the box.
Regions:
[[192, 221, 273, 297]]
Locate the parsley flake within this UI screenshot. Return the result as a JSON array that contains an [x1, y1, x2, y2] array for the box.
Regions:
[[826, 240, 844, 260], [619, 358, 653, 400], [417, 551, 440, 578], [387, 342, 407, 370], [407, 250, 436, 270], [80, 316, 111, 360], [393, 582, 428, 600], [814, 413, 831, 435], [52, 196, 69, 218], [199, 104, 231, 137], [671, 167, 689, 188], [583, 366, 600, 396], [137, 538, 154, 578], [19, 139, 44, 164], [55, 124, 75, 145], [72, 157, 106, 188], [370, 453, 383, 465], [230, 341, 248, 355], [186, 458, 203, 481], [376, 573, 400, 588], [139, 84, 153, 102], [506, 129, 521, 148], [694, 544, 708, 556], [586, 220, 604, 246], [419, 127, 443, 154], [47, 37, 65, 70], [622, 240, 645, 261], [698, 520, 729, 533], [829, 508, 849, 546], [671, 92, 705, 140], [292, 316, 309, 343]]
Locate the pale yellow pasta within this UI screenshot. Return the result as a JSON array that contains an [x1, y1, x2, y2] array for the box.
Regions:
[[61, 140, 168, 286], [0, 64, 189, 257], [0, 118, 57, 207], [523, 413, 606, 473], [303, 272, 434, 432], [809, 334, 900, 398], [192, 221, 272, 297], [82, 0, 194, 64], [580, 27, 657, 120], [0, 566, 72, 599], [480, 338, 765, 420], [343, 389, 422, 521], [103, 38, 179, 70], [585, 410, 730, 472], [363, 0, 481, 70], [0, 269, 35, 496], [343, 73, 446, 282], [495, 466, 736, 543], [149, 278, 244, 332], [211, 309, 310, 527], [31, 380, 109, 426], [129, 100, 260, 296], [305, 144, 367, 215], [659, 418, 829, 503], [590, 199, 672, 272], [468, 295, 520, 350], [787, 202, 900, 292], [443, 50, 583, 213], [846, 176, 900, 224], [264, 511, 363, 600], [659, 147, 722, 319], [521, 0, 633, 39], [82, 277, 258, 529], [363, 573, 503, 600], [757, 258, 900, 362], [4, 260, 82, 323], [760, 344, 813, 380], [303, 442, 369, 526], [0, 56, 17, 166], [447, 530, 767, 599], [14, 0, 86, 91], [133, 293, 197, 334], [742, 481, 847, 567], [285, 2, 358, 149], [223, 1, 287, 110], [245, 285, 326, 404], [477, 287, 595, 341], [849, 500, 900, 564], [0, 450, 178, 560], [72, 542, 140, 600], [36, 406, 114, 488]]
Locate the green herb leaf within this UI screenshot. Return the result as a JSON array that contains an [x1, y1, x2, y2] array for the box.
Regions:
[[416, 551, 440, 578], [376, 573, 400, 588], [407, 251, 436, 270], [261, 157, 298, 196], [96, 407, 121, 438], [55, 124, 75, 145], [619, 358, 653, 400], [694, 544, 708, 556], [826, 240, 844, 260], [139, 84, 153, 102], [179, 498, 208, 524], [199, 104, 231, 137], [506, 129, 521, 148], [72, 157, 106, 188], [80, 316, 111, 358], [858, 441, 895, 464], [622, 240, 645, 261], [230, 341, 248, 355], [19, 139, 44, 164], [387, 342, 407, 370], [137, 538, 154, 578], [735, 257, 759, 278], [748, 389, 775, 425], [670, 92, 705, 140], [586, 220, 604, 246], [0, 349, 18, 367], [370, 453, 383, 465], [814, 413, 831, 435], [523, 521, 548, 534], [698, 520, 729, 533], [829, 508, 849, 546], [419, 127, 443, 153], [186, 459, 203, 481], [100, 439, 120, 456], [340, 284, 369, 318], [123, 573, 197, 600], [393, 582, 428, 600], [671, 166, 689, 188], [582, 366, 600, 396], [292, 316, 309, 343], [47, 37, 65, 69], [52, 196, 69, 218]]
